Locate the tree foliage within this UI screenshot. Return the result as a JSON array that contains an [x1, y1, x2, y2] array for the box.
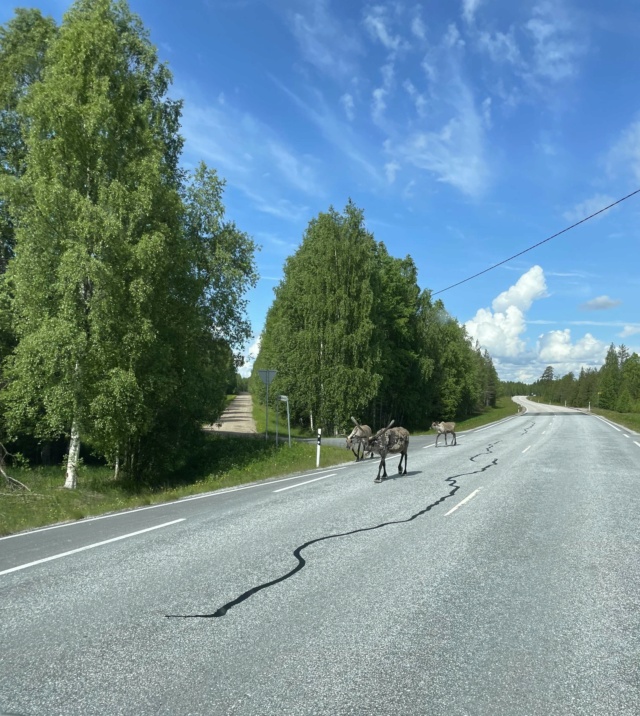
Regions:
[[252, 201, 495, 433], [501, 343, 640, 415], [0, 0, 257, 484]]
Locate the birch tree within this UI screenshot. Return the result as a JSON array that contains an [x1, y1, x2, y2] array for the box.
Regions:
[[255, 201, 380, 431], [2, 0, 187, 487]]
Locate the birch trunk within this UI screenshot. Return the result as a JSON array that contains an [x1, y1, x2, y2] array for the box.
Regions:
[[64, 418, 80, 489]]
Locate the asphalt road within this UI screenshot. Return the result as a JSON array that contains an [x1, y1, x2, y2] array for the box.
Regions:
[[1, 399, 639, 715]]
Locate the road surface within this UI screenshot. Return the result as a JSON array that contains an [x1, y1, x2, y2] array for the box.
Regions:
[[1, 399, 638, 715]]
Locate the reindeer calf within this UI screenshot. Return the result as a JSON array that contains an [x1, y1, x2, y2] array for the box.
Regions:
[[431, 421, 456, 447]]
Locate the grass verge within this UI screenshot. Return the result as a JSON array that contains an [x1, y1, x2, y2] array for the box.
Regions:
[[0, 437, 349, 537], [1, 397, 523, 537]]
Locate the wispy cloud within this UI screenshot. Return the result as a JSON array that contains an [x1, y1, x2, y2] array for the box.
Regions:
[[562, 194, 618, 223], [179, 89, 321, 220], [289, 0, 362, 78], [607, 118, 640, 183], [462, 0, 483, 25], [580, 295, 622, 311], [524, 1, 586, 84], [363, 5, 410, 53], [270, 76, 383, 184], [340, 93, 355, 121], [620, 325, 640, 338], [383, 24, 491, 197]]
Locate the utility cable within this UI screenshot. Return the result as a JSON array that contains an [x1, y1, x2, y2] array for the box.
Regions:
[[432, 188, 640, 296]]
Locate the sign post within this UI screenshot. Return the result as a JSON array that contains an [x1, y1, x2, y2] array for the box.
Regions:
[[316, 428, 321, 467], [258, 370, 277, 440]]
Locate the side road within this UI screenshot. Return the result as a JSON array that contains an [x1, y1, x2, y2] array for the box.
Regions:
[[204, 392, 258, 435]]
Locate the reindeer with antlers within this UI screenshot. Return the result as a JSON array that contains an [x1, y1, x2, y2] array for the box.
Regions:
[[346, 417, 374, 461], [354, 417, 410, 483]]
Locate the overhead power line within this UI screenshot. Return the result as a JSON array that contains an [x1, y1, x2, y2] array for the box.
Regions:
[[431, 188, 640, 296]]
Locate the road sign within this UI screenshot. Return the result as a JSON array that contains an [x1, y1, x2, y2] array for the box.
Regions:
[[258, 369, 277, 386]]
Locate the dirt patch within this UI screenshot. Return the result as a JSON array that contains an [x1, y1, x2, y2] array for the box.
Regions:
[[204, 392, 257, 434]]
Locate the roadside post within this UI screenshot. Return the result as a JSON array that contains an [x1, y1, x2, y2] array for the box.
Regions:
[[316, 428, 321, 467], [258, 369, 277, 440], [279, 395, 291, 447]]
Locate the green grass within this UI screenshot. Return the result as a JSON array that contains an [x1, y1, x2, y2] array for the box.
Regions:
[[0, 396, 524, 537], [252, 396, 315, 439], [419, 395, 521, 436], [585, 407, 640, 432], [0, 436, 350, 537]]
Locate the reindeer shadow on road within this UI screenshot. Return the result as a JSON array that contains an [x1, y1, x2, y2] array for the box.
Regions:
[[166, 446, 500, 620]]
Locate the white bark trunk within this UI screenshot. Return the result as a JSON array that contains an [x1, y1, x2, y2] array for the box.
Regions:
[[114, 454, 120, 481], [64, 418, 80, 489], [310, 411, 314, 431]]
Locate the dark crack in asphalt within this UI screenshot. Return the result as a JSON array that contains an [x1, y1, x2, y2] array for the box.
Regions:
[[166, 446, 499, 619]]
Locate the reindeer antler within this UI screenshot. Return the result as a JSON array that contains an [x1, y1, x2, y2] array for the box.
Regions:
[[351, 416, 361, 427], [372, 420, 395, 438]]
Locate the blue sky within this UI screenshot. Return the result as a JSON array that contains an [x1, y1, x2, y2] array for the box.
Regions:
[[4, 0, 640, 381]]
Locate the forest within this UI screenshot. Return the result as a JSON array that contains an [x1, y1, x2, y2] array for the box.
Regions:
[[250, 201, 499, 435], [0, 0, 508, 497], [0, 1, 258, 487], [501, 344, 640, 415]]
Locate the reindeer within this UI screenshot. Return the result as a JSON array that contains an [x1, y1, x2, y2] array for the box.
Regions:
[[364, 420, 410, 483], [346, 417, 373, 461], [431, 421, 456, 447]]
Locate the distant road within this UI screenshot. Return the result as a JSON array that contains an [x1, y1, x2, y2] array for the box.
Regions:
[[2, 401, 639, 715]]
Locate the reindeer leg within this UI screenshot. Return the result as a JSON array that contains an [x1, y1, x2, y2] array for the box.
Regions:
[[374, 457, 386, 482]]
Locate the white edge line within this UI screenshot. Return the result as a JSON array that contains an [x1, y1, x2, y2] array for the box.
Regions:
[[0, 519, 185, 576], [593, 415, 621, 432], [634, 441, 640, 449], [445, 489, 481, 517], [0, 467, 348, 542], [274, 474, 336, 493], [522, 445, 532, 454]]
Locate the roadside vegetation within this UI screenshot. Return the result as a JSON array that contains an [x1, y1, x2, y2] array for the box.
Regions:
[[1, 397, 520, 537], [0, 436, 350, 537], [503, 345, 640, 434]]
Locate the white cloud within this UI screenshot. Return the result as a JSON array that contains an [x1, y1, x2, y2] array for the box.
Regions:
[[620, 325, 640, 338], [289, 0, 362, 77], [537, 330, 607, 366], [607, 119, 640, 183], [340, 92, 355, 121], [525, 1, 585, 83], [492, 264, 548, 312], [272, 77, 383, 184], [466, 266, 614, 381], [372, 87, 387, 123], [363, 6, 408, 52], [179, 95, 320, 219], [239, 336, 262, 378], [411, 15, 426, 40], [580, 295, 622, 311], [562, 194, 617, 224], [477, 29, 521, 66], [462, 0, 482, 24], [389, 85, 490, 196], [466, 304, 529, 357], [466, 266, 547, 357], [385, 160, 400, 183]]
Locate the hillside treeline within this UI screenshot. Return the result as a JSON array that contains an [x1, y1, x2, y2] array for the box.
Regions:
[[250, 201, 499, 434], [0, 2, 257, 486], [501, 344, 640, 413]]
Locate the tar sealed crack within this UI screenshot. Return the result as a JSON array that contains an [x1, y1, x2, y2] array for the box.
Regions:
[[166, 448, 499, 619]]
